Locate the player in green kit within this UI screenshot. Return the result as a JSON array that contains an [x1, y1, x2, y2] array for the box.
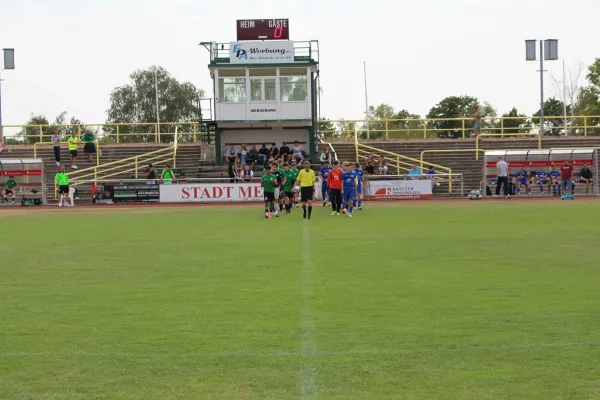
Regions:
[[289, 162, 300, 208], [261, 168, 277, 219], [281, 163, 296, 214]]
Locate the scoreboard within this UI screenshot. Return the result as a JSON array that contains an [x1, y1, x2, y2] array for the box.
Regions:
[[236, 19, 289, 41]]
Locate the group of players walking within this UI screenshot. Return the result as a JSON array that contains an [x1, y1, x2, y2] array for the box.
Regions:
[[260, 159, 365, 220]]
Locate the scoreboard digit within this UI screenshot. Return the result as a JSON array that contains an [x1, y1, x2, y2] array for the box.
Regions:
[[237, 19, 290, 41]]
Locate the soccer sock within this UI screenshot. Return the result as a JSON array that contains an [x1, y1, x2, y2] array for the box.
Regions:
[[308, 206, 312, 218], [302, 205, 307, 218], [358, 198, 362, 207], [348, 204, 353, 214], [60, 194, 64, 205], [540, 185, 543, 193], [274, 203, 280, 213], [353, 199, 357, 208]]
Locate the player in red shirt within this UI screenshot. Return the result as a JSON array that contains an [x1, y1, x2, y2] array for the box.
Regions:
[[327, 160, 343, 215], [560, 160, 575, 195]]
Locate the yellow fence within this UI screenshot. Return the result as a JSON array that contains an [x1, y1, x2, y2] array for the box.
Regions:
[[320, 115, 600, 140], [2, 122, 206, 144], [3, 114, 600, 144], [33, 141, 101, 165], [55, 136, 178, 199]]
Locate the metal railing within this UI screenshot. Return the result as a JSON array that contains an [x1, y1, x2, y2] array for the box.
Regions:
[[33, 140, 100, 165], [420, 149, 486, 168], [475, 133, 541, 159], [320, 115, 600, 140], [54, 133, 179, 199]]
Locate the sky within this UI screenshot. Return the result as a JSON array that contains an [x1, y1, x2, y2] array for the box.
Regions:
[[1, 0, 599, 136]]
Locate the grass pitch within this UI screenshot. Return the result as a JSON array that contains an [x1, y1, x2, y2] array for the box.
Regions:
[[1, 201, 599, 399]]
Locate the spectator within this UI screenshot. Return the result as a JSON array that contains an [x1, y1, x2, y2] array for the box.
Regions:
[[67, 131, 80, 169], [426, 166, 438, 191], [279, 143, 291, 162], [291, 141, 304, 164], [365, 154, 375, 175], [240, 164, 254, 182], [51, 131, 62, 167], [409, 163, 422, 179], [473, 107, 482, 137], [319, 147, 332, 164], [239, 143, 248, 165], [145, 163, 157, 184], [224, 145, 237, 164], [579, 163, 594, 193], [269, 143, 279, 160], [2, 175, 19, 204], [495, 156, 510, 198], [82, 130, 96, 163], [258, 144, 270, 165], [560, 160, 574, 195], [178, 173, 189, 184], [228, 162, 237, 183], [248, 145, 260, 165], [234, 157, 243, 177], [378, 156, 388, 175], [161, 165, 176, 184]]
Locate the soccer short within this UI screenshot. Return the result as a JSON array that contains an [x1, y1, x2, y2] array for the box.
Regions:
[[300, 186, 313, 202], [538, 179, 549, 184], [59, 185, 70, 194], [285, 190, 294, 198], [343, 189, 355, 202], [264, 191, 275, 202], [84, 143, 96, 154], [518, 179, 528, 185], [69, 150, 78, 157]]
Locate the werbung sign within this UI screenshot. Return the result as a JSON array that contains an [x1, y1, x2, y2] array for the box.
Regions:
[[230, 41, 294, 64], [160, 183, 264, 203], [365, 180, 433, 200]]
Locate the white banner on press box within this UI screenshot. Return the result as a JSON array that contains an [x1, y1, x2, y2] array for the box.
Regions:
[[366, 180, 433, 200], [230, 41, 294, 64], [160, 183, 264, 203]]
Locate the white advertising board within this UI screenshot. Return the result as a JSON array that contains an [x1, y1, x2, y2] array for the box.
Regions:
[[160, 183, 264, 203], [365, 180, 433, 200], [229, 41, 294, 64]]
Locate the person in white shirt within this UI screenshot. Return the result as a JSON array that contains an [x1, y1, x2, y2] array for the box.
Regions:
[[291, 141, 304, 164], [240, 164, 254, 182], [319, 147, 332, 164], [495, 157, 510, 198], [224, 145, 237, 164]]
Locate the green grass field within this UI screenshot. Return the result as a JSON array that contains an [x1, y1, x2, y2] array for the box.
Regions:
[[1, 201, 600, 400]]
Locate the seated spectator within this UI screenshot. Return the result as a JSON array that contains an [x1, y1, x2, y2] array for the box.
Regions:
[[234, 157, 243, 177], [319, 147, 332, 164], [279, 143, 291, 162], [579, 162, 594, 193], [378, 156, 388, 175], [365, 154, 375, 175], [291, 141, 304, 164], [2, 175, 19, 204], [240, 164, 254, 182], [239, 143, 248, 165], [247, 145, 258, 165], [426, 166, 438, 191], [409, 164, 422, 179], [178, 173, 189, 184], [269, 143, 279, 160], [228, 162, 237, 183], [224, 145, 237, 164], [258, 144, 269, 166]]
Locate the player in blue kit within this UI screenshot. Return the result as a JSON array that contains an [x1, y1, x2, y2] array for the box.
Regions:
[[341, 163, 358, 217], [514, 167, 531, 195], [353, 162, 364, 210], [549, 165, 561, 196], [536, 169, 549, 194], [320, 160, 333, 207]]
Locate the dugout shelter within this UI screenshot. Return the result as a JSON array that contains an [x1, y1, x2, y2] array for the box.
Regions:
[[0, 158, 47, 205]]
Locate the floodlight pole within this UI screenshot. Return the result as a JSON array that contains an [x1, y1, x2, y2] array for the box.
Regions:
[[539, 40, 545, 138]]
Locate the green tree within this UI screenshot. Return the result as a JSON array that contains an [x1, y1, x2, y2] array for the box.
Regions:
[[318, 118, 337, 139], [573, 58, 600, 135], [106, 66, 204, 143], [426, 96, 495, 139], [364, 104, 422, 139], [501, 107, 530, 134], [18, 114, 50, 144], [534, 98, 571, 135]]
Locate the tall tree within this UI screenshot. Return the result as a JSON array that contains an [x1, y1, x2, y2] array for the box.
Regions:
[[364, 104, 422, 139], [17, 112, 88, 144], [106, 66, 204, 143], [426, 96, 495, 138], [534, 98, 571, 135], [318, 118, 337, 139], [501, 108, 530, 134]]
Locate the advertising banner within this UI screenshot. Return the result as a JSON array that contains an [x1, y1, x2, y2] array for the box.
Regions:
[[229, 41, 294, 64], [160, 183, 264, 203], [104, 184, 160, 203], [365, 180, 433, 200]]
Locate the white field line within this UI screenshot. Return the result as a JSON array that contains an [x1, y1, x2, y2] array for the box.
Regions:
[[300, 223, 318, 400], [1, 341, 598, 359]]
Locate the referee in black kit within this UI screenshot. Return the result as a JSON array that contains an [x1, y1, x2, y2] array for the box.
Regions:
[[295, 161, 316, 220]]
